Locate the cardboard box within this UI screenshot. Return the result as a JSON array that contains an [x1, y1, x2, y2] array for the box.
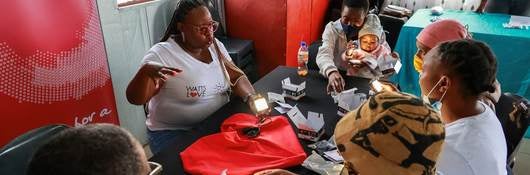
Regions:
[[337, 88, 367, 116], [287, 107, 324, 142], [378, 54, 401, 76], [282, 77, 306, 100]]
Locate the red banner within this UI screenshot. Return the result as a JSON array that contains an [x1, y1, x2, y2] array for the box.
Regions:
[[0, 0, 119, 147]]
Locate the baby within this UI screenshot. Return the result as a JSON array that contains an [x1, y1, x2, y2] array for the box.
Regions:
[[342, 14, 400, 79]]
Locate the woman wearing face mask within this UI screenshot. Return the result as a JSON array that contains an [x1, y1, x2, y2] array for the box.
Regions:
[[415, 19, 501, 110], [126, 0, 256, 154], [420, 39, 507, 175], [316, 0, 369, 94]]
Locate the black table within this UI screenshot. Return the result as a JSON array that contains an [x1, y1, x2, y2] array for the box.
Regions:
[[149, 66, 372, 175]]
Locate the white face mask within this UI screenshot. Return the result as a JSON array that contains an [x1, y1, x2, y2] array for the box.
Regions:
[[422, 77, 448, 111]]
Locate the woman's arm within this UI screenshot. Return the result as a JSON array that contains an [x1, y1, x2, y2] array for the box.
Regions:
[[232, 76, 256, 103], [126, 62, 181, 105], [221, 61, 256, 103], [213, 40, 257, 103]]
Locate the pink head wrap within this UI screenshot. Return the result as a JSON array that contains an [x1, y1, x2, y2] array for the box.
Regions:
[[417, 19, 469, 49]]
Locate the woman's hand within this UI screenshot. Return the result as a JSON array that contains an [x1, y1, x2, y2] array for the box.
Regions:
[[144, 61, 182, 81], [126, 62, 181, 105], [254, 169, 297, 175], [327, 71, 345, 94]]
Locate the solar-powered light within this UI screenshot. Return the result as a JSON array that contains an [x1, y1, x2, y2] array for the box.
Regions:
[[242, 94, 271, 138], [249, 94, 271, 119], [370, 79, 398, 92]]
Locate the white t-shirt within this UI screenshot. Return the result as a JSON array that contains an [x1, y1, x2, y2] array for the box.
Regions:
[[436, 102, 507, 175], [141, 37, 231, 131]]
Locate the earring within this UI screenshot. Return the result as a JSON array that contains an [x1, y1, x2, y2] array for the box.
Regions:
[[181, 31, 186, 43]]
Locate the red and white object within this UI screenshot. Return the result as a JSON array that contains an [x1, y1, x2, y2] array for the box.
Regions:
[[0, 0, 119, 146]]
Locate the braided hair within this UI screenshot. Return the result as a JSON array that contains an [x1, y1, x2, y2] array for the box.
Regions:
[[436, 39, 497, 96], [160, 0, 207, 42]]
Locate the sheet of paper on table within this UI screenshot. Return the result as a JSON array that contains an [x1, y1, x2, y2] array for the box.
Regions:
[[323, 149, 344, 163], [274, 106, 290, 114], [510, 15, 530, 26], [267, 92, 285, 103], [276, 101, 293, 109], [273, 101, 293, 114], [286, 106, 309, 128]]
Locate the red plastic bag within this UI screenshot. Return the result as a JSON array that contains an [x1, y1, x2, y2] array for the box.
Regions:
[[181, 113, 307, 175]]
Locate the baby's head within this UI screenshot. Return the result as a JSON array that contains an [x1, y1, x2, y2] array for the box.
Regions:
[[359, 34, 379, 52], [358, 14, 383, 52]]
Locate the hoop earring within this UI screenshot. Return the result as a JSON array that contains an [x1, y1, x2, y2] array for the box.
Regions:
[[180, 31, 186, 43]]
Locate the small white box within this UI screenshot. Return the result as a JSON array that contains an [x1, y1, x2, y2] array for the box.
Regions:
[[337, 88, 367, 116], [378, 54, 401, 76], [287, 107, 325, 142], [282, 78, 306, 100]]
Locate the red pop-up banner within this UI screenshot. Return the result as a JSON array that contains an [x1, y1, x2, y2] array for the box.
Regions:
[[0, 0, 119, 147]]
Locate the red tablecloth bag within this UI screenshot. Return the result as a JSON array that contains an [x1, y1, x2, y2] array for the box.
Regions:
[[181, 113, 307, 175]]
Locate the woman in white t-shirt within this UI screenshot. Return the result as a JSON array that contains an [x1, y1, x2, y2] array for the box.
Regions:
[[419, 39, 507, 175], [126, 0, 256, 154]]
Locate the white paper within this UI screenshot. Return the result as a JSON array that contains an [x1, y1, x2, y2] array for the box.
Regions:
[[341, 88, 358, 95], [307, 111, 324, 130], [351, 93, 367, 109], [363, 56, 378, 69], [394, 60, 402, 74], [510, 15, 530, 26], [323, 149, 344, 163], [274, 106, 290, 114], [337, 88, 357, 107], [267, 92, 285, 103], [275, 101, 293, 109], [302, 151, 344, 175], [330, 92, 339, 103], [338, 88, 366, 112], [287, 106, 307, 128], [220, 169, 228, 175]]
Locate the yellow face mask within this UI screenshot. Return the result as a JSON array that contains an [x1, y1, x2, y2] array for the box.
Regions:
[[413, 54, 423, 73]]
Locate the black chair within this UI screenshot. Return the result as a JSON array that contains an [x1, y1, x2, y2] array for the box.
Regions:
[[379, 14, 406, 51], [308, 40, 323, 71], [206, 0, 258, 82], [217, 36, 258, 82], [495, 93, 530, 158], [0, 124, 69, 174]]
